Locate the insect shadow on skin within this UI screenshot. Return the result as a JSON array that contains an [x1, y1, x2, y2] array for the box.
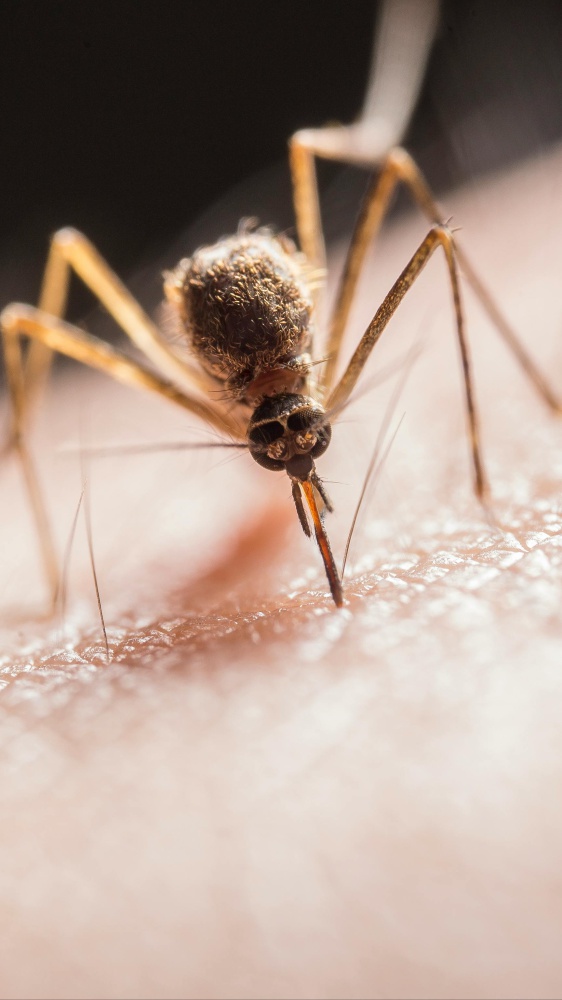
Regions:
[[1, 0, 561, 614]]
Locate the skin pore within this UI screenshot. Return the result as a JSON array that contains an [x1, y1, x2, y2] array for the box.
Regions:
[[1, 146, 562, 999]]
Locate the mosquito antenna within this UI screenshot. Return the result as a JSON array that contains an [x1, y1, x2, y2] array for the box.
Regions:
[[207, 448, 249, 473], [61, 440, 248, 458]]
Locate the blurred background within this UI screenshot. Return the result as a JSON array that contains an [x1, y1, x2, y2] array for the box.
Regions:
[[1, 1, 562, 325]]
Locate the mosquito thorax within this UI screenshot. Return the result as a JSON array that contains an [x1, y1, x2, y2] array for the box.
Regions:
[[164, 227, 316, 401], [247, 393, 332, 478]]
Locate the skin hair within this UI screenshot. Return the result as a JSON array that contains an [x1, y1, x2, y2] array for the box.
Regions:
[[1, 147, 562, 1000]]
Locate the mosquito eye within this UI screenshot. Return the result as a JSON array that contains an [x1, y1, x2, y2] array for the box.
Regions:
[[248, 420, 284, 447], [310, 423, 332, 458], [287, 410, 315, 432]]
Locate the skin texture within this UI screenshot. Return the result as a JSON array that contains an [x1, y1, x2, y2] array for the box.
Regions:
[[1, 147, 562, 999]]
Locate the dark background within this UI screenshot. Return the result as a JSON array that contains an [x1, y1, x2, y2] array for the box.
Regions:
[[1, 1, 562, 319]]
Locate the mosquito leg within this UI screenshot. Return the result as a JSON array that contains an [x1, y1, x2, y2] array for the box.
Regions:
[[5, 226, 219, 455], [290, 128, 562, 415], [327, 225, 489, 503], [21, 226, 73, 417], [1, 304, 243, 603], [2, 325, 59, 602], [289, 140, 430, 392], [2, 304, 242, 437], [288, 0, 439, 276], [288, 140, 326, 279], [2, 236, 69, 452], [455, 249, 562, 414], [321, 149, 415, 394], [337, 148, 562, 410], [33, 228, 213, 397], [287, 141, 437, 393], [376, 149, 562, 414]]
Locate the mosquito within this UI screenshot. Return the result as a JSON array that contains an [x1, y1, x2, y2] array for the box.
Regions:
[[2, 0, 561, 609]]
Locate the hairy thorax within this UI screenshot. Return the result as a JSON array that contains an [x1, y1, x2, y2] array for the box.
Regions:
[[164, 228, 315, 405]]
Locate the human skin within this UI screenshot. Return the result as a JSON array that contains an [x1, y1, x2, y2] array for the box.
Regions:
[[1, 147, 562, 1000]]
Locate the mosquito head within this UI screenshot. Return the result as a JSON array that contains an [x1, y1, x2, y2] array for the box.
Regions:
[[248, 392, 342, 606], [247, 393, 332, 478]]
